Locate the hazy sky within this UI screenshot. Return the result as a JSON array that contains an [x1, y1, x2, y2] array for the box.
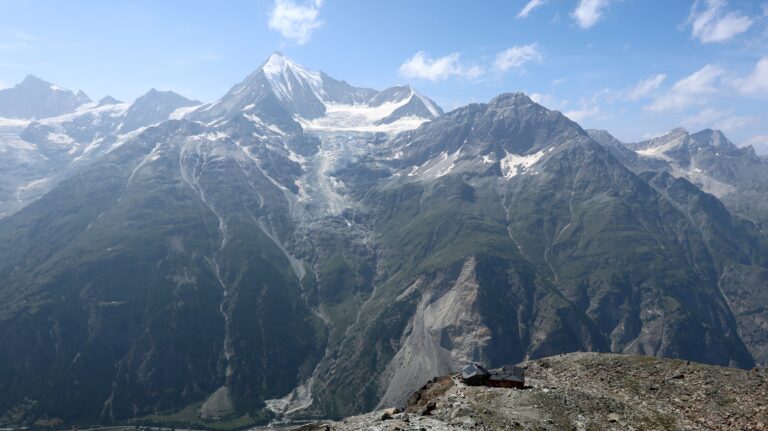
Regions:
[[0, 0, 766, 147]]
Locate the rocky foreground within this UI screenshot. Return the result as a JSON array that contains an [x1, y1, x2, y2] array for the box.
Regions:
[[291, 352, 767, 431]]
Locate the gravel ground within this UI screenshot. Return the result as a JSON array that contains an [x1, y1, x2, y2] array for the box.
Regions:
[[288, 352, 768, 430]]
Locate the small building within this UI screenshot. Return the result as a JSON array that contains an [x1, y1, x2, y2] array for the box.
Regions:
[[461, 363, 490, 386], [487, 365, 525, 389], [461, 363, 525, 388]]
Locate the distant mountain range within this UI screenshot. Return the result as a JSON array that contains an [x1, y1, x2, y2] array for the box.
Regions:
[[0, 74, 91, 119], [0, 53, 766, 429], [588, 127, 768, 227]]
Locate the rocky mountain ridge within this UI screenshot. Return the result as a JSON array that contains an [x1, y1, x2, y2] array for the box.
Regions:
[[587, 127, 768, 226], [0, 87, 200, 217], [0, 54, 766, 429], [0, 75, 90, 119]]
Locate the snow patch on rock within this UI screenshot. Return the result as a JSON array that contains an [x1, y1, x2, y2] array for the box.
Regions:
[[500, 150, 545, 178]]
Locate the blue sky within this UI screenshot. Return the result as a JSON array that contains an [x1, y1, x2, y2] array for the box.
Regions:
[[0, 0, 766, 147]]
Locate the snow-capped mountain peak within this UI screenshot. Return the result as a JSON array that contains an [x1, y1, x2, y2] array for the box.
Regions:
[[261, 52, 325, 103], [194, 53, 443, 133], [410, 87, 442, 118], [0, 75, 91, 119]]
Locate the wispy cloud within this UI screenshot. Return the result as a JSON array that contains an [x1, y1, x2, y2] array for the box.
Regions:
[[571, 0, 613, 29], [529, 92, 553, 106], [682, 107, 755, 131], [732, 57, 768, 93], [688, 0, 754, 44], [399, 52, 484, 81], [268, 0, 323, 45], [743, 134, 768, 154], [627, 74, 666, 100], [565, 106, 600, 122], [682, 107, 728, 127], [517, 0, 547, 19], [401, 44, 542, 81], [494, 44, 542, 72], [562, 89, 614, 123], [530, 92, 569, 109], [0, 29, 39, 51], [646, 65, 723, 112]]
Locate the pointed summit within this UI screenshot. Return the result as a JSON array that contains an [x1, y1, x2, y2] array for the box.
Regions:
[[375, 86, 443, 125], [119, 88, 200, 133], [20, 74, 49, 86], [389, 91, 587, 169], [259, 52, 325, 109], [489, 92, 537, 108], [191, 53, 441, 131], [0, 75, 90, 119], [98, 95, 122, 106]]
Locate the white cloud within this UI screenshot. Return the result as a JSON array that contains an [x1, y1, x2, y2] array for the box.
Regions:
[[529, 92, 553, 106], [646, 65, 723, 112], [530, 92, 569, 109], [400, 45, 542, 81], [399, 52, 484, 81], [688, 0, 754, 44], [0, 29, 38, 52], [0, 80, 7, 90], [571, 0, 612, 29], [714, 115, 755, 131], [517, 0, 547, 19], [494, 44, 542, 72], [681, 108, 752, 130], [529, 92, 547, 104], [682, 108, 728, 127], [743, 135, 768, 154], [268, 0, 323, 45], [733, 57, 768, 93], [552, 78, 567, 86], [565, 106, 600, 122], [627, 74, 666, 100], [642, 131, 669, 140]]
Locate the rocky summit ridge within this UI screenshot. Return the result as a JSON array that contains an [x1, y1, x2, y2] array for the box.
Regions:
[[295, 352, 768, 431]]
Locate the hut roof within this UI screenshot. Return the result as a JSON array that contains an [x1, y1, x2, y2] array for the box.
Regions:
[[461, 363, 490, 379]]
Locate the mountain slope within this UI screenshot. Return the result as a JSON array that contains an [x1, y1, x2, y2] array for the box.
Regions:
[[588, 128, 768, 226], [0, 119, 325, 426], [300, 353, 768, 431], [0, 57, 765, 428], [300, 94, 758, 417], [0, 88, 201, 219], [118, 89, 200, 133]]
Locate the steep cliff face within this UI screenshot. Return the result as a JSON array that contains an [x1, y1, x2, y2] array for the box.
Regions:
[[377, 258, 493, 408], [303, 99, 759, 417]]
